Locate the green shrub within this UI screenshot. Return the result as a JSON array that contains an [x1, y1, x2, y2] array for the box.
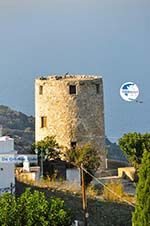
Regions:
[[17, 189, 48, 226], [0, 189, 72, 226], [47, 198, 72, 226], [0, 193, 17, 226]]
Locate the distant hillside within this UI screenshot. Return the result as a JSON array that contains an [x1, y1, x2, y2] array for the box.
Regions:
[[0, 105, 35, 153], [106, 138, 128, 162]]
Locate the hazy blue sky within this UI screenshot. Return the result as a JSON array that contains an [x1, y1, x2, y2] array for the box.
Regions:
[[0, 0, 150, 141]]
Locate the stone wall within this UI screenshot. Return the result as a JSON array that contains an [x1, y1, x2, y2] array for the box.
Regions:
[[35, 75, 106, 169]]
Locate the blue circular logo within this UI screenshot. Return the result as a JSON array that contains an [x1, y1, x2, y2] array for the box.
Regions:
[[120, 82, 139, 102]]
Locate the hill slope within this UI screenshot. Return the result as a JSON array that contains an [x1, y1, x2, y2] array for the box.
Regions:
[[0, 105, 35, 153]]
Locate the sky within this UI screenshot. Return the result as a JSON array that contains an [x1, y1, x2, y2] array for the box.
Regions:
[[0, 0, 150, 141]]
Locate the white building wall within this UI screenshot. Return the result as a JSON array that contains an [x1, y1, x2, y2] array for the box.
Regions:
[[0, 136, 15, 195], [0, 163, 15, 187]]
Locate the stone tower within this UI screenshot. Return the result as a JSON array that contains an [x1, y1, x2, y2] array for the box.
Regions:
[[35, 75, 106, 168]]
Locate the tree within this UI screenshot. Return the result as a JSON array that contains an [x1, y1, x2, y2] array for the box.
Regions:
[[118, 132, 150, 168], [132, 150, 150, 226], [65, 143, 101, 185], [32, 136, 60, 160]]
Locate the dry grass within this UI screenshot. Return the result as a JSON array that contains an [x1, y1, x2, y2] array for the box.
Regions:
[[16, 176, 135, 205], [103, 181, 135, 205], [16, 176, 81, 195]]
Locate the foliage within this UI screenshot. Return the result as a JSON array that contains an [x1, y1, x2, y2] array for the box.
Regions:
[[47, 198, 72, 226], [66, 143, 101, 173], [132, 150, 150, 226], [119, 132, 150, 168], [32, 136, 60, 160], [17, 189, 48, 226], [0, 193, 17, 226], [0, 189, 72, 226]]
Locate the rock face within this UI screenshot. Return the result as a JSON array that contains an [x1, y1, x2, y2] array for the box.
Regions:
[[35, 75, 106, 168]]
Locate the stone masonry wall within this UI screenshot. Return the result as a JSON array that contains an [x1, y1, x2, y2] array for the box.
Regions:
[[35, 75, 106, 169]]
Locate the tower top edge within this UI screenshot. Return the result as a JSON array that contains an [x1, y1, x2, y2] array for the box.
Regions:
[[35, 74, 103, 81]]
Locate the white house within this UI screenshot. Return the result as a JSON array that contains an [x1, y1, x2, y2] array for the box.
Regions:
[[0, 136, 16, 195]]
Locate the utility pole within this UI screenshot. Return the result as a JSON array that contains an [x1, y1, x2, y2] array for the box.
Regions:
[[81, 164, 88, 226]]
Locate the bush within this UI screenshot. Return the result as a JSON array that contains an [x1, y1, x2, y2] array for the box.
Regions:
[[0, 189, 72, 226], [17, 189, 48, 226], [0, 193, 17, 226], [47, 198, 72, 226]]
